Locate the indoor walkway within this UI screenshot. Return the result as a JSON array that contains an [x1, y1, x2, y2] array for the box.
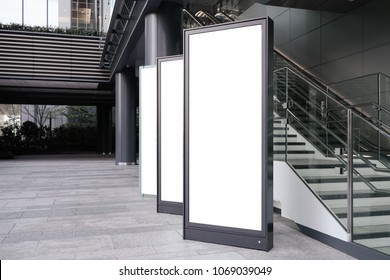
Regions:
[[0, 154, 355, 260]]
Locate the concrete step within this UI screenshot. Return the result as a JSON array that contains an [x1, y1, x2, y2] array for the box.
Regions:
[[273, 142, 306, 151]]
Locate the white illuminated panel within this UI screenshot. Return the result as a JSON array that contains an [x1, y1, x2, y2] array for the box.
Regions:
[[139, 65, 157, 196], [188, 25, 263, 231], [160, 59, 184, 203]]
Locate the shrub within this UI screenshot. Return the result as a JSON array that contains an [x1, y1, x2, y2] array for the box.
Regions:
[[0, 22, 103, 37], [0, 122, 97, 154]]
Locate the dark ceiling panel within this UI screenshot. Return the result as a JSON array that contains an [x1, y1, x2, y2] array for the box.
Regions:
[[188, 0, 220, 5], [281, 0, 326, 10], [318, 0, 372, 13], [263, 0, 372, 13]]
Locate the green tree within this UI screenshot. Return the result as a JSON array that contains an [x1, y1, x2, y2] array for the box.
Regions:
[[64, 106, 96, 127], [22, 105, 66, 128]]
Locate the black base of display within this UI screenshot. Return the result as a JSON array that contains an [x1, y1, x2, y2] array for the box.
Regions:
[[157, 201, 183, 215], [184, 227, 272, 251]]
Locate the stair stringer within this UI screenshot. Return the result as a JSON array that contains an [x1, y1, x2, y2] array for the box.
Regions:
[[274, 160, 349, 242]]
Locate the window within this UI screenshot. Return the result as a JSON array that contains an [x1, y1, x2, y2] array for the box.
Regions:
[[24, 0, 47, 26], [0, 0, 23, 24]]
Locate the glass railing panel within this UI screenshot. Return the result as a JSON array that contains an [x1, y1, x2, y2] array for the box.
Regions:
[[379, 133, 390, 167], [183, 9, 203, 29], [351, 113, 390, 255], [273, 45, 390, 254], [214, 12, 234, 23], [285, 111, 349, 228], [273, 68, 288, 119], [194, 10, 219, 25], [273, 69, 289, 162], [351, 112, 390, 169], [273, 115, 288, 161], [379, 73, 390, 114], [328, 73, 379, 118], [216, 0, 254, 17]]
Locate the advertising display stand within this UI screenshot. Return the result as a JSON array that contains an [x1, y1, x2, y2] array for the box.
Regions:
[[139, 65, 158, 196], [183, 18, 274, 250], [157, 56, 184, 215]]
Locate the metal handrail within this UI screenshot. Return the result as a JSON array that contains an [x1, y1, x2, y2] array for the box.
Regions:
[[327, 72, 379, 87], [349, 102, 390, 115], [183, 9, 204, 27], [274, 43, 390, 243], [327, 71, 390, 88], [286, 109, 389, 194], [275, 67, 349, 112], [195, 10, 220, 24], [353, 111, 390, 141], [275, 69, 390, 157], [276, 67, 390, 137], [274, 49, 328, 90], [214, 11, 235, 22], [275, 67, 390, 176]]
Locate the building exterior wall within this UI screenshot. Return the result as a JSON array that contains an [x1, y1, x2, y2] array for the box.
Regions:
[[240, 0, 390, 84], [0, 0, 114, 33]]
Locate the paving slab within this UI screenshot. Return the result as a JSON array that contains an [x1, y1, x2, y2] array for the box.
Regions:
[[0, 154, 357, 260]]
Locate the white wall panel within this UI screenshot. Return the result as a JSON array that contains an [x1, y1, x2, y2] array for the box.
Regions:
[[274, 161, 349, 241]]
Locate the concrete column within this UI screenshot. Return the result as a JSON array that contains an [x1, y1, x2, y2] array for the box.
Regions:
[[96, 104, 112, 155], [145, 1, 183, 65], [115, 67, 137, 165]]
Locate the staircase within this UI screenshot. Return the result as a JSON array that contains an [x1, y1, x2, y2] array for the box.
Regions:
[[183, 6, 390, 257], [273, 59, 390, 256]]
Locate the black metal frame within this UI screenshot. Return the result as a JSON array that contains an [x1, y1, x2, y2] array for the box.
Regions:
[[157, 55, 184, 215], [183, 18, 274, 251]]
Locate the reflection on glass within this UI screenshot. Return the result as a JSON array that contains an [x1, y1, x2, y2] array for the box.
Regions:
[[0, 0, 114, 32], [48, 0, 59, 27], [25, 0, 47, 27], [58, 0, 71, 28], [351, 113, 390, 255], [0, 0, 22, 24], [71, 0, 99, 30]]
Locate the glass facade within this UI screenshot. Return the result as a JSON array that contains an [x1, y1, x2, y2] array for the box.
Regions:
[[0, 0, 114, 32], [0, 0, 23, 25], [0, 104, 21, 134], [72, 0, 97, 30], [25, 0, 48, 27]]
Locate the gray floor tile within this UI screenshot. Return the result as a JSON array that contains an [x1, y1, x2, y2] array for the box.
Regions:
[[0, 155, 358, 260], [174, 251, 247, 260], [0, 212, 24, 220], [2, 232, 43, 243], [33, 253, 75, 260], [112, 230, 183, 249], [0, 222, 15, 234], [153, 240, 224, 254], [41, 230, 77, 240], [75, 235, 115, 252], [138, 251, 200, 260], [0, 241, 38, 259], [75, 249, 118, 260], [35, 238, 77, 255], [196, 246, 239, 256], [115, 246, 157, 259], [9, 221, 46, 234]]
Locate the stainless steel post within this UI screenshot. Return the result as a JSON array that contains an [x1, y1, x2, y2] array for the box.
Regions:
[[285, 67, 288, 162], [378, 73, 381, 161], [347, 109, 354, 239]]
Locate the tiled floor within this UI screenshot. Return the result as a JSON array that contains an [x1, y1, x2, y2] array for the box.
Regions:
[[0, 154, 355, 260]]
